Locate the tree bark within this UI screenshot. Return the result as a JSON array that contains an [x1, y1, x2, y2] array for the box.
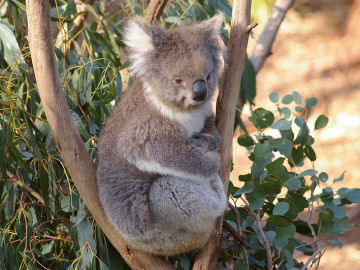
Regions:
[[250, 0, 296, 73], [192, 1, 252, 269], [25, 0, 172, 269], [144, 0, 168, 23]]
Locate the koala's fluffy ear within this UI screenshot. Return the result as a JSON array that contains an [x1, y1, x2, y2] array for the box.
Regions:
[[123, 18, 154, 55], [199, 14, 224, 40], [123, 18, 158, 75]]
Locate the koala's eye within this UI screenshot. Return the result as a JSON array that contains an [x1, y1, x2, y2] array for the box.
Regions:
[[174, 78, 183, 84], [206, 73, 211, 81]]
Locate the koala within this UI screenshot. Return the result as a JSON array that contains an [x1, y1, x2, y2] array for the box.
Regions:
[[96, 15, 227, 256]]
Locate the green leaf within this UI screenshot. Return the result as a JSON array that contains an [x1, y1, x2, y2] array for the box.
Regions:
[[304, 145, 316, 161], [295, 106, 303, 112], [345, 189, 360, 203], [180, 254, 191, 270], [249, 108, 274, 130], [305, 97, 318, 109], [254, 141, 272, 159], [237, 134, 255, 147], [116, 71, 122, 97], [292, 91, 302, 104], [281, 95, 294, 104], [265, 231, 276, 244], [315, 115, 329, 130], [269, 138, 292, 157], [246, 186, 265, 210], [273, 202, 290, 215], [285, 178, 301, 191], [0, 22, 25, 67], [327, 239, 343, 248], [280, 129, 294, 141], [271, 119, 291, 130], [78, 218, 97, 252], [319, 172, 328, 182], [268, 216, 292, 227], [61, 194, 80, 212], [234, 182, 254, 196], [297, 169, 318, 178], [240, 59, 256, 104], [266, 158, 289, 180], [332, 217, 351, 234], [251, 157, 267, 178], [333, 171, 346, 183], [269, 92, 279, 103]]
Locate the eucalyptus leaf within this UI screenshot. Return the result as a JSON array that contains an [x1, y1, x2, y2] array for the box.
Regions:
[[315, 115, 329, 130]]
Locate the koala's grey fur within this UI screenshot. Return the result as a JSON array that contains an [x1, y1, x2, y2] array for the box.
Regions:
[[96, 15, 227, 256]]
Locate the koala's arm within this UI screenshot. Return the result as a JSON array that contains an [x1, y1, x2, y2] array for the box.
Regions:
[[192, 116, 221, 152], [133, 132, 221, 180]]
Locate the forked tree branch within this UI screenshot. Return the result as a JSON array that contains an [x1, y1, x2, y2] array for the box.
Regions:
[[144, 0, 169, 23], [25, 0, 172, 269], [192, 1, 252, 269], [249, 0, 296, 73]]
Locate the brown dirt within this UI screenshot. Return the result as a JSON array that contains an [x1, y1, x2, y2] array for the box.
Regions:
[[231, 3, 360, 269]]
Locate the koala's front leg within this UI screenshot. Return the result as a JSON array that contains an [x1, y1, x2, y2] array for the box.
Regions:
[[191, 132, 220, 152], [191, 116, 221, 152], [141, 134, 221, 181]]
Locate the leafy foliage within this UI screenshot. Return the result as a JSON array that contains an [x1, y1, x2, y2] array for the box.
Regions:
[[0, 0, 356, 270], [225, 91, 359, 270]]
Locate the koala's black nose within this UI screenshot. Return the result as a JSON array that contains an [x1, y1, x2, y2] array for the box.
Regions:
[[192, 80, 207, 102]]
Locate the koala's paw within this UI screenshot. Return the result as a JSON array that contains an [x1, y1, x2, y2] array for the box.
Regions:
[[192, 132, 221, 152]]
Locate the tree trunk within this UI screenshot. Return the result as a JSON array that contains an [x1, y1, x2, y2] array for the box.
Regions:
[[192, 1, 252, 268]]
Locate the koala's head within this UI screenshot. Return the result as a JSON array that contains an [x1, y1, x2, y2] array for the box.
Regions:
[[123, 15, 225, 110]]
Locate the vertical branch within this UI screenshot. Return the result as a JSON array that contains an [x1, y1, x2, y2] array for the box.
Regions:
[[144, 0, 169, 23], [249, 0, 296, 73], [192, 1, 252, 269], [25, 1, 172, 269]]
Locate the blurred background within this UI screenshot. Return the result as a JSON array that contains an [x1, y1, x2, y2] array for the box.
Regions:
[[233, 0, 360, 268]]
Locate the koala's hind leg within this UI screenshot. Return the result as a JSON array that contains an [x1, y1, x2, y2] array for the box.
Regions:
[[147, 175, 226, 253]]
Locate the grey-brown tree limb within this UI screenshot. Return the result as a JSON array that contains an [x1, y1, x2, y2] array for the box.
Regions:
[[25, 0, 172, 269], [250, 0, 296, 73], [144, 0, 169, 23], [192, 1, 252, 269]]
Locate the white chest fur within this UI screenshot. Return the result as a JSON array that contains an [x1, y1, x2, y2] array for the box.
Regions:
[[144, 85, 213, 137]]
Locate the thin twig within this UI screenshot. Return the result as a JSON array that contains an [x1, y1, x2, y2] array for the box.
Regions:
[[249, 0, 296, 73], [6, 170, 45, 205], [228, 201, 250, 270], [228, 201, 242, 233], [254, 212, 272, 270], [223, 220, 251, 250], [300, 249, 322, 270], [298, 217, 323, 270]]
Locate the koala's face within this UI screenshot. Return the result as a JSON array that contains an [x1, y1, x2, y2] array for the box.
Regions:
[[124, 15, 225, 110]]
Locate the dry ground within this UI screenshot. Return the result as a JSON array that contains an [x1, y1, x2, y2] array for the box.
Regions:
[[231, 4, 360, 269]]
